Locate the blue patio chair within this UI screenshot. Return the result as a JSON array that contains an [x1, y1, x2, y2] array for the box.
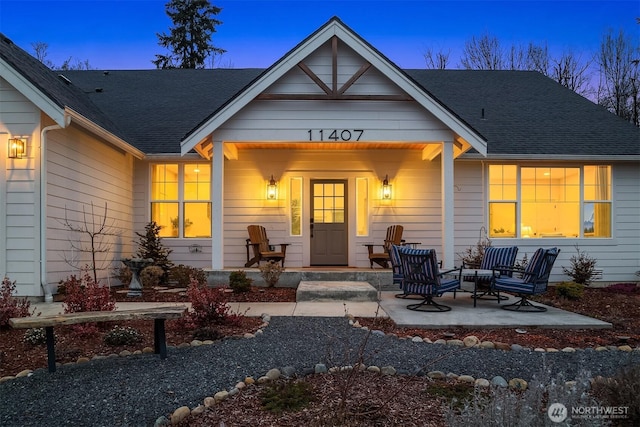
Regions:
[[492, 247, 560, 312], [462, 246, 519, 301], [390, 244, 424, 299], [398, 247, 461, 312]]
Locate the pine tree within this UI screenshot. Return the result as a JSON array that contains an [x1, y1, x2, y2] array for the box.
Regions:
[[135, 222, 174, 284], [153, 0, 226, 69]]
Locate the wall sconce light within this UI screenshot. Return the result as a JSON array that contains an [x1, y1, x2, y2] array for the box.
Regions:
[[8, 137, 26, 159], [381, 174, 392, 200], [381, 175, 391, 200], [266, 174, 278, 200]]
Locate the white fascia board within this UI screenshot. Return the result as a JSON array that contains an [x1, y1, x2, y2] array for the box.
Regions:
[[0, 58, 66, 126], [65, 108, 145, 159]]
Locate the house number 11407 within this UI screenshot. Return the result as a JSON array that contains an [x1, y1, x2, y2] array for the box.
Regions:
[[308, 129, 364, 141]]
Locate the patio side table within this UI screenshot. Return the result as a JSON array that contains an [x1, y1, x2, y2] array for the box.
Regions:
[[460, 268, 496, 307]]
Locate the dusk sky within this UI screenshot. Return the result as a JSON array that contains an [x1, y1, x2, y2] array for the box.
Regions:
[[0, 0, 637, 70]]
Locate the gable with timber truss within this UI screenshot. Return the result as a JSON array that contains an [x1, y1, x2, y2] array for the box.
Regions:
[[183, 17, 486, 159]]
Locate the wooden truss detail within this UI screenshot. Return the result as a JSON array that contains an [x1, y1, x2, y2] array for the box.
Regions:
[[257, 36, 412, 101]]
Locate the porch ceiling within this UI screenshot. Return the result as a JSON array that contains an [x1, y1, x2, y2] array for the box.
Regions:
[[195, 139, 470, 160]]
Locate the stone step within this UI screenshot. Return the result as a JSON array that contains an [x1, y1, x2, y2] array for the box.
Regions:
[[296, 281, 379, 302]]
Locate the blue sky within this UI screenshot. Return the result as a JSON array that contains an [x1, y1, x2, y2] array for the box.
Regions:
[[0, 0, 637, 70]]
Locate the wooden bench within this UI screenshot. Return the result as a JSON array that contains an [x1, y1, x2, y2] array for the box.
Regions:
[[9, 306, 187, 373]]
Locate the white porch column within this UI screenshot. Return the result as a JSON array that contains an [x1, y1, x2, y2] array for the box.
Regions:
[[441, 141, 455, 267], [211, 140, 224, 269]]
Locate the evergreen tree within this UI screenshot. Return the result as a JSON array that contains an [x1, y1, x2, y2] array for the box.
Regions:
[[153, 0, 225, 69], [135, 221, 174, 284]]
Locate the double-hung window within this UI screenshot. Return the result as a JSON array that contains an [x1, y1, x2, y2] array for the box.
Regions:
[[151, 163, 212, 238], [488, 165, 611, 239]]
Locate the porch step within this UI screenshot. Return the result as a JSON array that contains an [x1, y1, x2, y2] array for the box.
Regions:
[[296, 281, 378, 302]]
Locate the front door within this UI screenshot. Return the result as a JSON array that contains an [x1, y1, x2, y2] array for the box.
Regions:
[[310, 180, 348, 265]]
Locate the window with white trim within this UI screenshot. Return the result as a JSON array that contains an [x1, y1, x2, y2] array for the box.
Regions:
[[151, 163, 211, 238], [488, 165, 611, 238]]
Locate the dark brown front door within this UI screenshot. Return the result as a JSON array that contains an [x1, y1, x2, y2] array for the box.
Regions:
[[310, 180, 348, 265]]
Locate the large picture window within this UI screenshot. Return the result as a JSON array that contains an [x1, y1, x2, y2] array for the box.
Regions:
[[151, 163, 211, 238], [488, 165, 611, 239]]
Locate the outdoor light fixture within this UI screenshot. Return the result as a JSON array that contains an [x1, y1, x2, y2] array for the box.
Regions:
[[381, 174, 392, 200], [8, 137, 26, 159], [266, 175, 278, 200]]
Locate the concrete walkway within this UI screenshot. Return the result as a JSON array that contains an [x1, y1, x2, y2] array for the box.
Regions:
[[31, 290, 611, 330]]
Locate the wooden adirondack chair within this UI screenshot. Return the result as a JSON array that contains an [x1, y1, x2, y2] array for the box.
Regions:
[[245, 225, 289, 267], [365, 225, 404, 268]]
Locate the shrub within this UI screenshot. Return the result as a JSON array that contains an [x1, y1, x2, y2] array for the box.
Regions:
[[229, 270, 252, 293], [458, 237, 492, 268], [113, 265, 132, 287], [591, 365, 640, 425], [604, 283, 639, 294], [261, 380, 314, 414], [259, 260, 283, 287], [445, 370, 603, 426], [62, 271, 116, 314], [23, 328, 47, 346], [184, 278, 241, 328], [169, 264, 207, 287], [192, 326, 224, 341], [555, 281, 584, 300], [104, 325, 143, 346], [135, 221, 173, 285], [0, 277, 33, 328], [139, 265, 164, 288], [562, 245, 598, 285]]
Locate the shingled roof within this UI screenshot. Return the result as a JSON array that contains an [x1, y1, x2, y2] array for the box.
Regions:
[[0, 33, 127, 142], [2, 31, 638, 158]]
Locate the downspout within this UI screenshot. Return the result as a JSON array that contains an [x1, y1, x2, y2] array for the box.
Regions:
[[40, 116, 70, 302]]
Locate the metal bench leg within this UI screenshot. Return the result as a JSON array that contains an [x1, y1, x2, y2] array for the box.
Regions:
[[45, 326, 56, 373], [153, 318, 168, 359]]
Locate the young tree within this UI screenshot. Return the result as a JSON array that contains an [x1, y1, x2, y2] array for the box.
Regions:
[[153, 0, 226, 69]]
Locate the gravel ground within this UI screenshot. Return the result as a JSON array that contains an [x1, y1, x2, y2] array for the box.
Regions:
[[1, 317, 639, 427]]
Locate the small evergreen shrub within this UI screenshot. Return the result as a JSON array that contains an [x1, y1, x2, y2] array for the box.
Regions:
[[135, 221, 173, 285], [184, 278, 241, 328], [139, 265, 164, 288], [104, 325, 143, 346], [562, 245, 598, 285], [23, 328, 47, 346], [259, 261, 283, 287], [0, 277, 33, 328], [555, 281, 584, 300], [229, 270, 252, 293], [261, 380, 314, 414], [169, 264, 207, 287]]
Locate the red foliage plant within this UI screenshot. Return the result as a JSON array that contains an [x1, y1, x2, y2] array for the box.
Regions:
[[184, 278, 243, 329], [0, 277, 33, 328], [62, 271, 116, 314]]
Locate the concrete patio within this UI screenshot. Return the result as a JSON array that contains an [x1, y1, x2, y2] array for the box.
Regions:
[[32, 283, 612, 331]]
